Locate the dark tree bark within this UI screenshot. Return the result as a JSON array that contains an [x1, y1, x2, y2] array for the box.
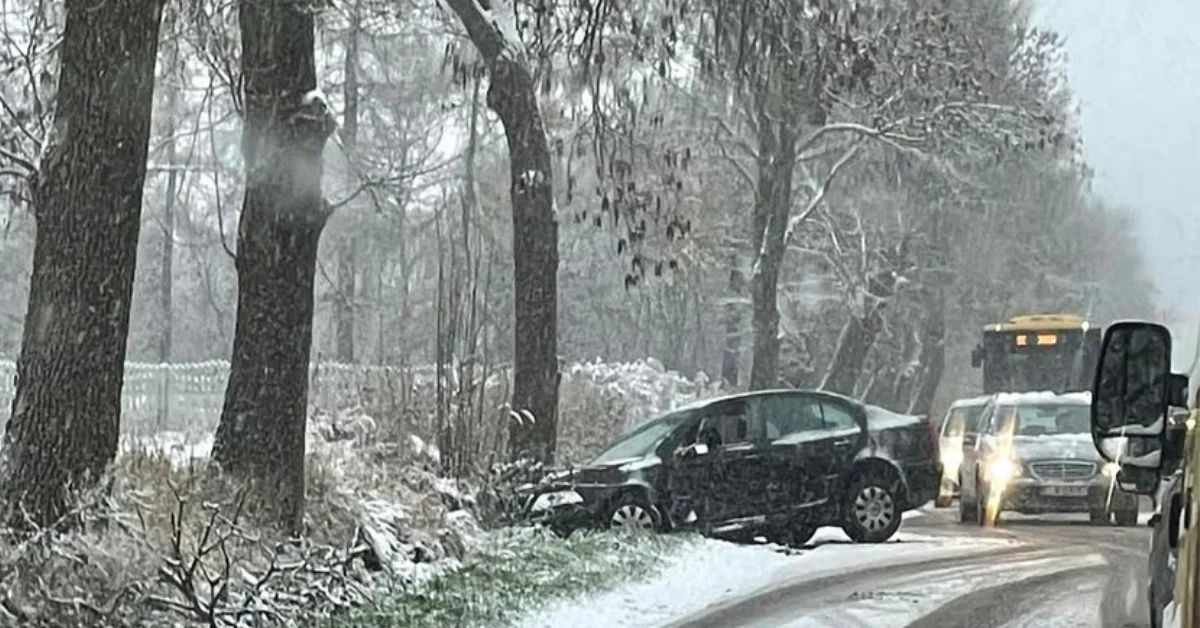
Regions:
[[334, 6, 361, 364], [210, 0, 335, 533], [821, 273, 897, 395], [444, 0, 560, 463], [0, 0, 165, 529], [720, 252, 742, 387], [747, 120, 796, 391]]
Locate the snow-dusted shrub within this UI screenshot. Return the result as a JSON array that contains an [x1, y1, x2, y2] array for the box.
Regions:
[[0, 426, 488, 627], [556, 359, 721, 464]]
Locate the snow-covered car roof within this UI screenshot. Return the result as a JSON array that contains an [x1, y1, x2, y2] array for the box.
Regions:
[[947, 395, 992, 409], [991, 390, 1091, 406]]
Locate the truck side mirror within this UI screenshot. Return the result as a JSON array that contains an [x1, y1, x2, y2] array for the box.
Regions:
[[1090, 321, 1178, 472]]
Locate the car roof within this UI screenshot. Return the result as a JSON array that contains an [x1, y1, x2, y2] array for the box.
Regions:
[[990, 390, 1091, 407], [948, 395, 992, 409], [670, 388, 863, 413]]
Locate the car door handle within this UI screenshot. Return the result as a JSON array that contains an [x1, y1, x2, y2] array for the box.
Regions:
[[833, 438, 852, 446]]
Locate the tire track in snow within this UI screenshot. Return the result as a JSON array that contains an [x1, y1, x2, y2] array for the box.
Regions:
[[903, 566, 1100, 628], [668, 544, 1098, 628]]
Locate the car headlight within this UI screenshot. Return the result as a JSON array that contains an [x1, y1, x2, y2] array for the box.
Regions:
[[530, 490, 584, 512], [988, 458, 1020, 482], [1102, 462, 1121, 477]]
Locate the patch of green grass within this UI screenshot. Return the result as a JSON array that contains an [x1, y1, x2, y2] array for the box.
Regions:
[[325, 529, 689, 628]]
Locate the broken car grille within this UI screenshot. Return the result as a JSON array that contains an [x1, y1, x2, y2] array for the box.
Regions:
[[1029, 460, 1097, 481]]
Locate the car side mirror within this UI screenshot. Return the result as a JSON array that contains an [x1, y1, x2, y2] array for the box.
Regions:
[[1091, 321, 1178, 471], [963, 433, 978, 448]]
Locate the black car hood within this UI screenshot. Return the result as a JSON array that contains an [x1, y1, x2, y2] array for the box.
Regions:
[[534, 455, 662, 490], [1010, 434, 1100, 462]]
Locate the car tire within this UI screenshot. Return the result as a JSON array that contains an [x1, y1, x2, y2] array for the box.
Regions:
[[1089, 509, 1109, 525], [605, 495, 662, 533], [958, 475, 979, 524], [788, 524, 817, 547], [976, 480, 989, 527], [842, 469, 903, 543]]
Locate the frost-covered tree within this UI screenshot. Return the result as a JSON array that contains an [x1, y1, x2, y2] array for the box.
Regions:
[[209, 0, 337, 532], [0, 0, 166, 528]]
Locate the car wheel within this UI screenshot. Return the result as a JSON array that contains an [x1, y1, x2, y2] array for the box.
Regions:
[[958, 474, 979, 524], [976, 481, 989, 526], [606, 495, 661, 533], [843, 470, 903, 543], [1116, 507, 1139, 527]]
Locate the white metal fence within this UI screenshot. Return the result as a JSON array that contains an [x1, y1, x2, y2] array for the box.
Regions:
[[0, 357, 716, 440], [0, 359, 440, 436]]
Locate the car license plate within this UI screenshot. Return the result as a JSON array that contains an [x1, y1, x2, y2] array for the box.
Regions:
[[1041, 486, 1088, 497]]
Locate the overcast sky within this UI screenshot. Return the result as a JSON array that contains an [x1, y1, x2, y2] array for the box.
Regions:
[[1034, 0, 1200, 364]]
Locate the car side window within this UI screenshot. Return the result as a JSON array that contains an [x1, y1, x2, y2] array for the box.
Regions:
[[820, 401, 858, 431], [696, 400, 757, 448], [761, 395, 825, 440]]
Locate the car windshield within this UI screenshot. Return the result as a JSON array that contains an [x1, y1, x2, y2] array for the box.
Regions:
[[590, 411, 691, 465], [1001, 403, 1091, 436]]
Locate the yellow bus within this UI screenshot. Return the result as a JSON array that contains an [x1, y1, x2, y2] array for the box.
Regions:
[[973, 313, 1102, 394], [1088, 321, 1193, 627]]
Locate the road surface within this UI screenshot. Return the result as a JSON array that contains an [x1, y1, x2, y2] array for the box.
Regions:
[[663, 506, 1153, 628]]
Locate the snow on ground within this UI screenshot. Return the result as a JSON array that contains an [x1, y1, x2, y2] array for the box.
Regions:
[[519, 526, 1014, 628], [774, 550, 1107, 628]]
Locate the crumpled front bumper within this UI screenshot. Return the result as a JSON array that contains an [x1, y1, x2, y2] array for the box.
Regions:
[[517, 488, 606, 533]]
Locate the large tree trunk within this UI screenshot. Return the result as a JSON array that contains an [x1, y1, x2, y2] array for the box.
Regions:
[[820, 310, 882, 396], [748, 121, 796, 391], [210, 0, 334, 533], [0, 0, 165, 529], [444, 0, 560, 463], [333, 7, 361, 364], [491, 59, 560, 462], [822, 272, 898, 395], [720, 252, 742, 387]]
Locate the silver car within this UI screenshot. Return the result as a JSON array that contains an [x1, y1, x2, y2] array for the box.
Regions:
[[958, 391, 1139, 526], [934, 395, 990, 507]]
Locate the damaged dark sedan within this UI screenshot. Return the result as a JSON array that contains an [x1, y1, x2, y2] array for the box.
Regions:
[[520, 389, 941, 545]]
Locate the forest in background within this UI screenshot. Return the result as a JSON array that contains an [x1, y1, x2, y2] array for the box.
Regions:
[[0, 0, 1157, 422]]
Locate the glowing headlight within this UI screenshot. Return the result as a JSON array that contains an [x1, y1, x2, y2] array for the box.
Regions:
[[530, 490, 584, 512], [988, 458, 1020, 482], [1102, 462, 1121, 477]]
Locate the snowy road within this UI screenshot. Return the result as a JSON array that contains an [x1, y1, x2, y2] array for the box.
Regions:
[[522, 506, 1154, 628], [669, 508, 1153, 628]]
